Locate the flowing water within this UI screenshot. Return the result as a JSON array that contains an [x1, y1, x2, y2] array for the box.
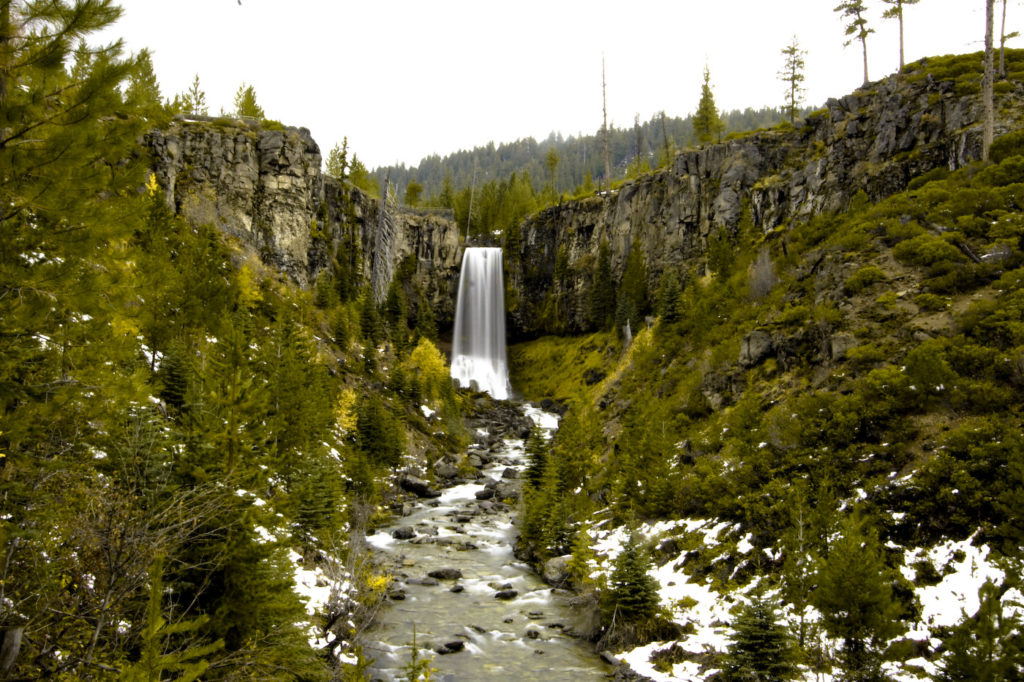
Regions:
[[362, 407, 612, 681], [450, 247, 510, 400]]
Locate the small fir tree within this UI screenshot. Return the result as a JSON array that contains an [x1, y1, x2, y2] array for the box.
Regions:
[[811, 513, 902, 677], [233, 82, 265, 119], [604, 533, 660, 625], [723, 589, 797, 681], [692, 66, 725, 146]]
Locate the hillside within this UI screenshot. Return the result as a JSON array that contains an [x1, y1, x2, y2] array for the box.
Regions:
[[508, 53, 1024, 680]]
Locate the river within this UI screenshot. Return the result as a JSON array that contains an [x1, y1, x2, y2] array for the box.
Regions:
[[361, 405, 613, 681]]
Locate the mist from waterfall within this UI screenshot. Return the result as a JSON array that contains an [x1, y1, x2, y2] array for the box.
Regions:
[[450, 247, 510, 400]]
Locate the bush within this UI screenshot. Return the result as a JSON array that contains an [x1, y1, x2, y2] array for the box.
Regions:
[[845, 266, 887, 294], [915, 293, 948, 311], [893, 234, 964, 267], [990, 130, 1024, 163]]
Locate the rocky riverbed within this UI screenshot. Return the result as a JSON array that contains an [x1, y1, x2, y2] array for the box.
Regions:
[[360, 403, 613, 681]]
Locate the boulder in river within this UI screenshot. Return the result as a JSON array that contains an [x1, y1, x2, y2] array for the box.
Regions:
[[542, 555, 571, 587], [428, 568, 463, 581], [436, 640, 465, 654], [392, 526, 416, 540], [399, 474, 442, 498], [494, 589, 518, 600]]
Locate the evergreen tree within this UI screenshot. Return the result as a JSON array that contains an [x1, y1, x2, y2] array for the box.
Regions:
[[616, 238, 648, 332], [183, 73, 208, 116], [723, 589, 797, 681], [778, 36, 807, 123], [122, 555, 223, 682], [604, 533, 660, 624], [326, 138, 349, 179], [811, 513, 902, 677], [834, 0, 874, 85], [938, 578, 1024, 680], [656, 269, 683, 323], [589, 239, 615, 330], [524, 424, 551, 488], [0, 5, 155, 673], [233, 82, 264, 119], [405, 180, 423, 207], [692, 66, 725, 146]]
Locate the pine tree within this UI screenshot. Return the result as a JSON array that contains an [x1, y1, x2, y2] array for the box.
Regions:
[[724, 589, 797, 681], [590, 239, 615, 330], [656, 269, 683, 323], [233, 82, 265, 119], [616, 238, 648, 332], [183, 73, 208, 116], [692, 66, 724, 147], [938, 578, 1024, 680], [0, 5, 155, 673], [778, 36, 807, 123], [122, 555, 223, 682], [811, 513, 902, 677], [604, 533, 660, 625], [835, 0, 874, 85], [524, 425, 550, 488]]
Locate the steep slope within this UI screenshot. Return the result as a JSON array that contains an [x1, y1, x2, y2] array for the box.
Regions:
[[509, 54, 1024, 680], [507, 53, 1024, 338]]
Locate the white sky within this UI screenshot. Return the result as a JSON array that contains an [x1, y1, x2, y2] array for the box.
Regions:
[[98, 0, 998, 170]]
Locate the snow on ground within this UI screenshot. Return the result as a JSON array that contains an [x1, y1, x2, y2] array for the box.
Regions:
[[593, 518, 1021, 681]]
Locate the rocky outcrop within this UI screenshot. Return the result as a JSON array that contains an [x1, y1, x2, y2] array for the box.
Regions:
[[507, 72, 1024, 336], [146, 70, 1024, 339], [145, 117, 463, 324]]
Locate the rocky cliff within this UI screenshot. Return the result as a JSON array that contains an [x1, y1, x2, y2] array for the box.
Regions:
[[508, 66, 1024, 336], [145, 117, 463, 324], [145, 63, 1024, 340]]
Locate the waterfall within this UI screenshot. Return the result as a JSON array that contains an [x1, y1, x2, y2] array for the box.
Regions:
[[450, 247, 510, 400]]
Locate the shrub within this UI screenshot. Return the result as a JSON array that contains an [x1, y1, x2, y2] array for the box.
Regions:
[[915, 293, 948, 311], [892, 233, 964, 267], [845, 266, 887, 294]]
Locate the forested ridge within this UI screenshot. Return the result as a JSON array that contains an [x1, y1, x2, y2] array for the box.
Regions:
[[510, 51, 1024, 681]]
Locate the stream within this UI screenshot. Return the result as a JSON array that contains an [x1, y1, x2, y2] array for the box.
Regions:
[[361, 405, 613, 681]]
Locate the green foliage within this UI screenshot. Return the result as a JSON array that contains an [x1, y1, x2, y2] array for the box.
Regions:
[[845, 265, 887, 293], [590, 239, 616, 330], [938, 579, 1024, 680], [233, 82, 265, 119], [812, 513, 902, 675], [603, 534, 661, 625], [693, 66, 725, 146], [778, 36, 807, 123], [326, 137, 350, 180], [356, 394, 405, 467], [616, 238, 649, 332], [723, 589, 797, 681]]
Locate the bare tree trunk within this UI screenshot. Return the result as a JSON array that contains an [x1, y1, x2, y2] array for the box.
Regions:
[[999, 0, 1009, 77], [898, 5, 905, 71], [602, 56, 611, 189], [984, 0, 996, 162], [861, 33, 870, 85]]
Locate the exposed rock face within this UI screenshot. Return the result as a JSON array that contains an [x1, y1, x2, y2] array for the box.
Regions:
[[146, 72, 1023, 339], [145, 117, 462, 325], [507, 74, 1024, 336]]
